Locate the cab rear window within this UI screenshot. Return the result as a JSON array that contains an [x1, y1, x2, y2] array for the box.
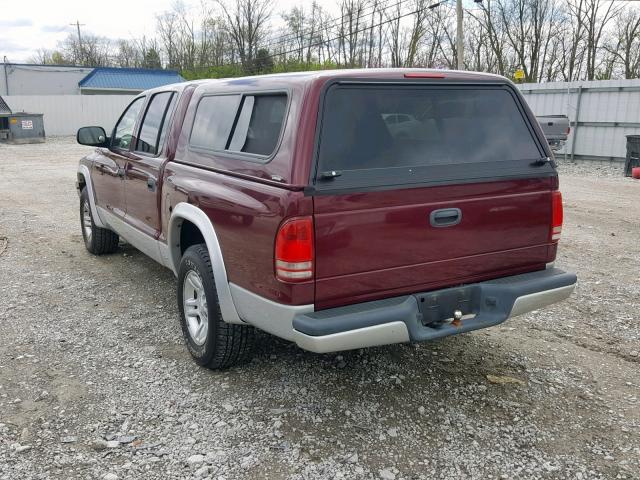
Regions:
[[314, 84, 548, 190]]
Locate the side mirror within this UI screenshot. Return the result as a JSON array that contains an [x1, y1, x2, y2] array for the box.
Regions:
[[77, 126, 109, 147]]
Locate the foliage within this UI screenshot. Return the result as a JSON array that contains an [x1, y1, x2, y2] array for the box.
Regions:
[[181, 64, 246, 80], [180, 58, 340, 80], [143, 48, 162, 69]]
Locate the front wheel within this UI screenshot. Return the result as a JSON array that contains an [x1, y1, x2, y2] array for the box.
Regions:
[[80, 187, 119, 255], [177, 244, 255, 369]]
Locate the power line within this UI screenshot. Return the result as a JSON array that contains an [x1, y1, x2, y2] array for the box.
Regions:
[[264, 0, 450, 56], [192, 0, 394, 73], [263, 0, 401, 53], [190, 0, 447, 75], [241, 0, 447, 74]]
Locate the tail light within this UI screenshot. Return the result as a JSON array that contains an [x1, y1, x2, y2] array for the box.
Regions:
[[275, 216, 314, 282], [551, 191, 563, 242]]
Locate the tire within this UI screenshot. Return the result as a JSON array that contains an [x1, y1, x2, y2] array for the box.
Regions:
[[177, 244, 255, 369], [80, 187, 119, 255]]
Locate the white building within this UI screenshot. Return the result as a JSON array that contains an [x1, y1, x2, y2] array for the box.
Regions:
[[1, 63, 183, 96]]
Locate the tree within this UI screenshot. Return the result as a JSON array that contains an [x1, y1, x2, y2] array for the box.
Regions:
[[115, 39, 142, 67], [28, 49, 65, 65], [253, 48, 274, 73], [143, 48, 162, 69], [603, 8, 640, 79], [44, 32, 113, 66], [282, 6, 307, 63], [217, 0, 272, 70], [157, 11, 180, 69]]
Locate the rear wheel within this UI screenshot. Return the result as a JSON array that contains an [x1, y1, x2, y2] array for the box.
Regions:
[[80, 187, 119, 255], [177, 244, 255, 369]]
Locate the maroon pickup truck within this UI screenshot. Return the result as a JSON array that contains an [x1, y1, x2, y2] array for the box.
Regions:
[[76, 68, 576, 369]]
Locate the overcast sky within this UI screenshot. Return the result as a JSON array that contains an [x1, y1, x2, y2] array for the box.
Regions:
[[1, 0, 313, 63]]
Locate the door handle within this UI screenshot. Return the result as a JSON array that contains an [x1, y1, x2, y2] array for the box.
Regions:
[[96, 163, 123, 178], [147, 177, 157, 192], [430, 208, 462, 227]]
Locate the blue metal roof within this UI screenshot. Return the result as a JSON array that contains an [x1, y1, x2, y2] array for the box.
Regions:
[[79, 67, 184, 91]]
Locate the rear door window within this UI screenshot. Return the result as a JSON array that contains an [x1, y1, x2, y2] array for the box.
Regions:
[[135, 91, 176, 155], [315, 85, 547, 190], [189, 93, 287, 159], [190, 95, 241, 151]]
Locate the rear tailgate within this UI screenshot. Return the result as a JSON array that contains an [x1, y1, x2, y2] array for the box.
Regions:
[[311, 80, 557, 309]]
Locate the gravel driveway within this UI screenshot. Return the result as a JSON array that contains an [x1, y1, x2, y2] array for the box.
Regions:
[[1, 137, 639, 480]]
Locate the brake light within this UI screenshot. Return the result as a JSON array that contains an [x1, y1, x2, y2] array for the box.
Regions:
[[275, 216, 314, 282], [404, 72, 446, 79], [551, 191, 563, 242], [566, 126, 571, 135]]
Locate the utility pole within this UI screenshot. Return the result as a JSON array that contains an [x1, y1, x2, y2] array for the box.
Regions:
[[456, 0, 464, 70], [456, 0, 485, 70], [3, 56, 9, 96], [70, 20, 86, 64]]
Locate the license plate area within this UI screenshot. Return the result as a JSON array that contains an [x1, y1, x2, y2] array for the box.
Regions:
[[415, 286, 481, 326]]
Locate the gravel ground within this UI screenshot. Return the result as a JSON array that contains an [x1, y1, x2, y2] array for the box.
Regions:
[[1, 137, 639, 480]]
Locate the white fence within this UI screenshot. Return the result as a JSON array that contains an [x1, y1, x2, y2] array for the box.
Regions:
[[4, 95, 134, 136], [518, 79, 640, 162]]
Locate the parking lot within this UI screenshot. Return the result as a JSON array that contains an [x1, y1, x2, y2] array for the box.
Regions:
[[0, 137, 639, 480]]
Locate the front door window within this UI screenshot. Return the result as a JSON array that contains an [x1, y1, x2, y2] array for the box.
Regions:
[[112, 97, 144, 150]]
